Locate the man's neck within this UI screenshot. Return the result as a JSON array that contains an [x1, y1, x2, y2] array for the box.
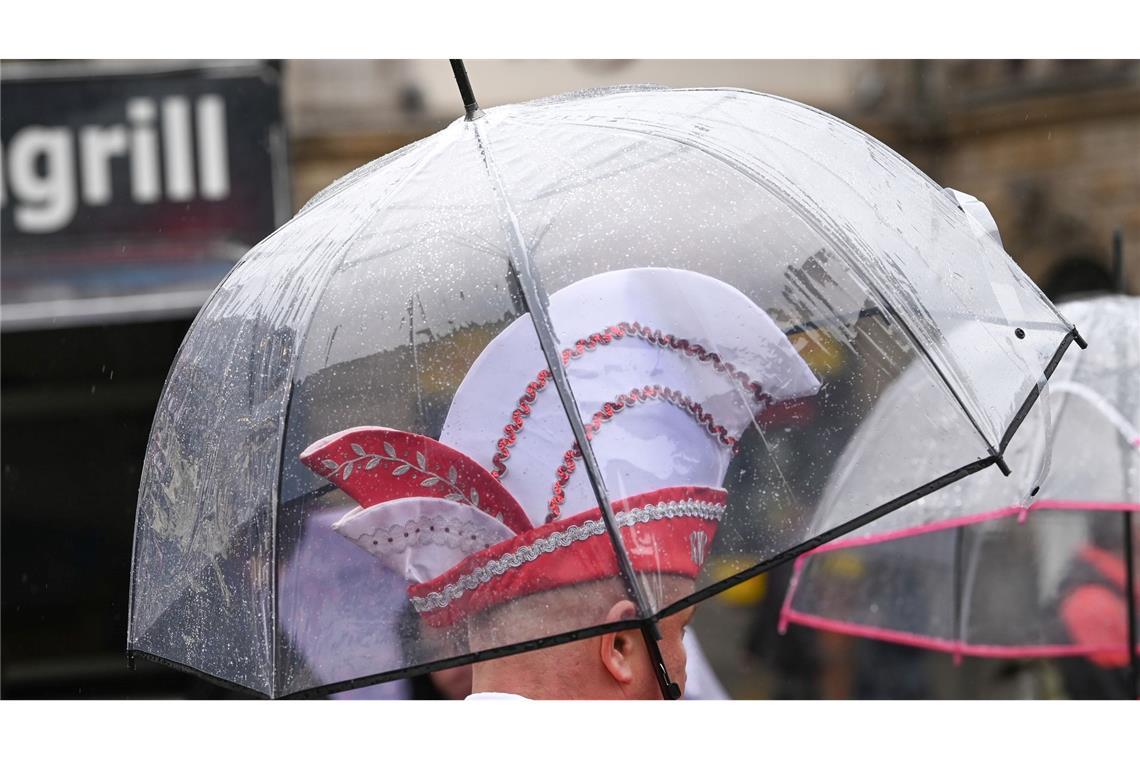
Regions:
[[471, 660, 617, 699], [471, 667, 550, 699], [465, 691, 531, 700]]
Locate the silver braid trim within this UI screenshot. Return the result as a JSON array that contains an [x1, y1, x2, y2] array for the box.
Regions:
[[410, 498, 724, 613]]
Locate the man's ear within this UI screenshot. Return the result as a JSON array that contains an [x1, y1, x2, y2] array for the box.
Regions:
[[599, 600, 638, 685]]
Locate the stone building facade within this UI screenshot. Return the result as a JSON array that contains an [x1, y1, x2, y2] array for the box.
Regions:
[[864, 59, 1140, 295]]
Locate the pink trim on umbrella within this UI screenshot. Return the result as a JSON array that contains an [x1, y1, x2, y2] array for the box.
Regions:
[[803, 499, 1140, 556], [780, 609, 1140, 661], [777, 553, 810, 635], [778, 499, 1140, 648]]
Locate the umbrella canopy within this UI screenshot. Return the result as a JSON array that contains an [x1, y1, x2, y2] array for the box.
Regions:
[[781, 295, 1138, 695], [127, 82, 1080, 698]]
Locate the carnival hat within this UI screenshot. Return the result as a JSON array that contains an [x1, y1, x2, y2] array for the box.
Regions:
[[301, 268, 820, 626]]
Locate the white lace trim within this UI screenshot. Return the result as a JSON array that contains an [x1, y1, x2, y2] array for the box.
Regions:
[[410, 498, 724, 613], [347, 515, 502, 555]]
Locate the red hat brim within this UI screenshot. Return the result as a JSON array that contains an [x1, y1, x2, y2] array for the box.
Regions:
[[409, 484, 725, 627]]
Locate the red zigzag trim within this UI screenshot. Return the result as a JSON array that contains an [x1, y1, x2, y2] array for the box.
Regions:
[[547, 384, 739, 522], [490, 321, 771, 481]]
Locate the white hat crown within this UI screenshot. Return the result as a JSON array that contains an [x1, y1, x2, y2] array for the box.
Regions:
[[440, 267, 820, 526]]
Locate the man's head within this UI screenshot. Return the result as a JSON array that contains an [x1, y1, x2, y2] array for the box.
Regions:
[[465, 576, 695, 699]]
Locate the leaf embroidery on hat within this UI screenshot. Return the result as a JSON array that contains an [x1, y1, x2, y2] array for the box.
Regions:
[[321, 445, 479, 508]]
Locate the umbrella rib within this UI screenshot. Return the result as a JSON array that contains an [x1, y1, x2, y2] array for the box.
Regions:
[[997, 329, 1083, 455], [465, 118, 682, 700], [952, 526, 965, 662], [653, 453, 999, 622], [1124, 510, 1139, 698], [127, 649, 271, 699], [281, 616, 645, 699]]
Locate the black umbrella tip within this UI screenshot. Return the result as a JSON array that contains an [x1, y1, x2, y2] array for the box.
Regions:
[[449, 59, 484, 121], [1112, 227, 1126, 295]]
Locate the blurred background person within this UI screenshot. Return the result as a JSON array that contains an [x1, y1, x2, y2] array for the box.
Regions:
[[1051, 513, 1138, 699]]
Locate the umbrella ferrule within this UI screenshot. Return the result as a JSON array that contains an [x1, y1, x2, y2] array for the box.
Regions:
[[449, 59, 484, 121]]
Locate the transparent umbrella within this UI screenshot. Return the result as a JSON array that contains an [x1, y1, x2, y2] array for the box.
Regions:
[[127, 63, 1082, 698], [781, 293, 1138, 698]]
